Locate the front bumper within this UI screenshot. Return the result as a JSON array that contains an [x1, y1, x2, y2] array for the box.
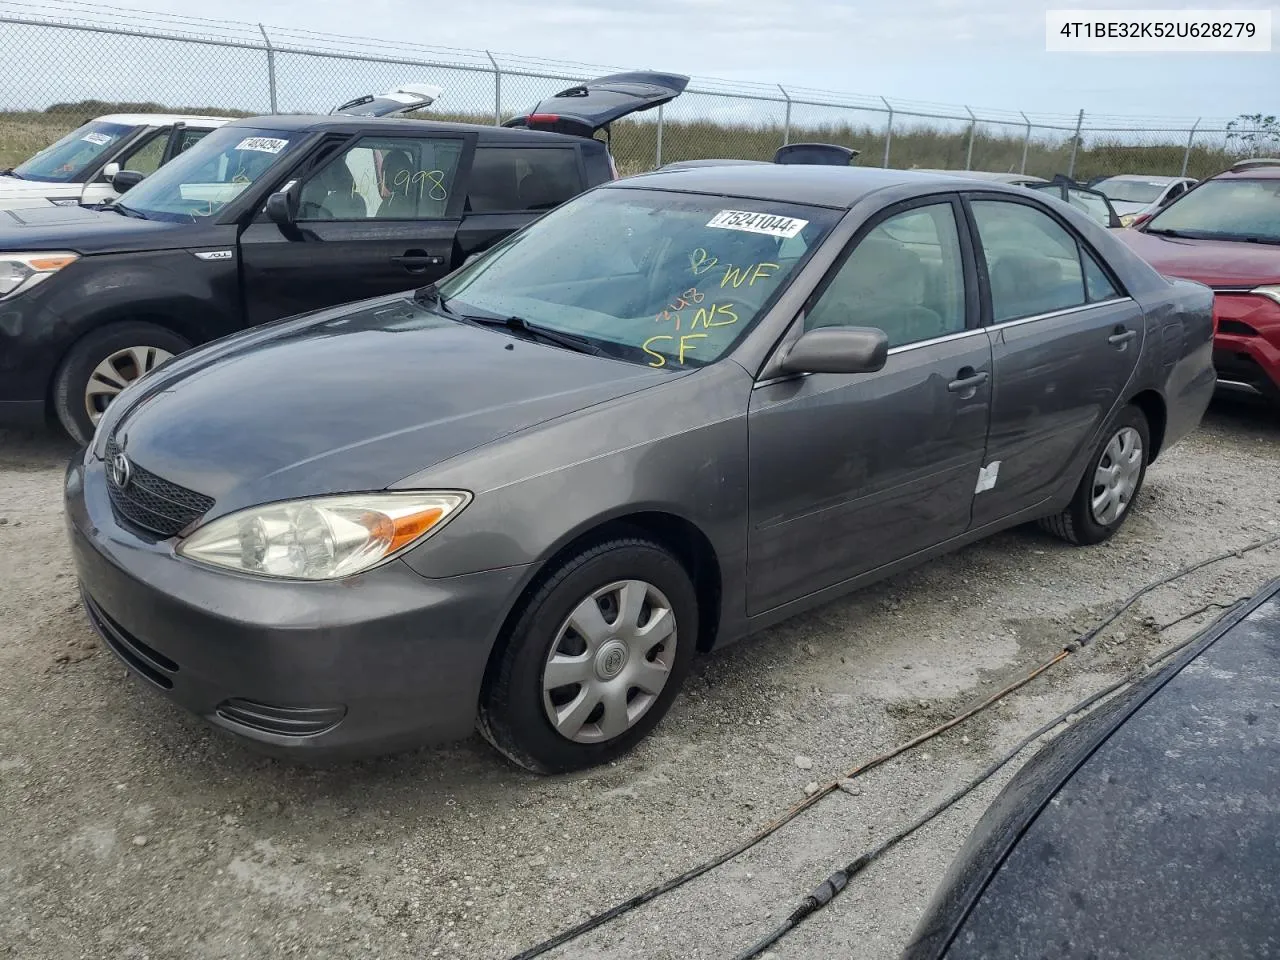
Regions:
[[65, 452, 531, 760]]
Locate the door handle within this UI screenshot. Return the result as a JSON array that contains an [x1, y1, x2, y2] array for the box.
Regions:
[[393, 250, 446, 273], [1108, 327, 1138, 347], [947, 368, 989, 393]]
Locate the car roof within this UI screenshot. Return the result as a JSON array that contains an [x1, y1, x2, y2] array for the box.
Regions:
[[908, 169, 1048, 184], [1213, 158, 1280, 180], [1096, 173, 1187, 183], [96, 114, 234, 126], [609, 164, 1024, 209], [222, 113, 594, 145]]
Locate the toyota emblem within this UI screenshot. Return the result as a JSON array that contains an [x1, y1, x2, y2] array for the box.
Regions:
[[109, 451, 132, 489]]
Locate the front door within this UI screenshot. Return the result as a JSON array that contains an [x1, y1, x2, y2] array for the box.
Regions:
[[746, 197, 992, 616], [965, 194, 1143, 527], [238, 133, 473, 325]]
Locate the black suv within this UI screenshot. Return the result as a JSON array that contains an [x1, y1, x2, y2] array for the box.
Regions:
[[0, 71, 687, 441]]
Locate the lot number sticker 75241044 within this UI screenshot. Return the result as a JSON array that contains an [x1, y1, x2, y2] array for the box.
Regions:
[[706, 209, 809, 239]]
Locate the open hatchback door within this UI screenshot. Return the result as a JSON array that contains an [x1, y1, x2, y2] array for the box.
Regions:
[[503, 71, 690, 138], [330, 83, 444, 117]]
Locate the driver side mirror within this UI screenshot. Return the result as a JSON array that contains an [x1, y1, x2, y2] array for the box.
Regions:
[[101, 161, 120, 182], [777, 326, 888, 376], [265, 180, 299, 226], [110, 169, 146, 193]]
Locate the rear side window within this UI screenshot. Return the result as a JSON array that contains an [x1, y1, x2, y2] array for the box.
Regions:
[[466, 146, 581, 213], [581, 143, 614, 186], [1082, 248, 1120, 302], [971, 200, 1087, 323]]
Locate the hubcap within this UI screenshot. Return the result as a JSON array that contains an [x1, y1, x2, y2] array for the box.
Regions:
[[85, 345, 174, 424], [541, 579, 677, 744], [1091, 426, 1143, 525]]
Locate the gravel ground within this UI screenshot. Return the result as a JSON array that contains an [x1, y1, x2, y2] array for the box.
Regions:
[[1, 398, 1278, 960]]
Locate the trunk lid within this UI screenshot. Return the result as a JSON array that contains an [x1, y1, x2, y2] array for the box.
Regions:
[[331, 83, 444, 117], [503, 71, 689, 138]]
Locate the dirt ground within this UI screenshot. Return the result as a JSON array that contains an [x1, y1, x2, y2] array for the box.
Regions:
[[2, 398, 1278, 960]]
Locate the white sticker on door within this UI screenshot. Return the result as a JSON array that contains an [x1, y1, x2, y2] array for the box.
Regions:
[[706, 209, 809, 239], [235, 136, 288, 154], [975, 461, 1001, 494], [81, 132, 113, 145]]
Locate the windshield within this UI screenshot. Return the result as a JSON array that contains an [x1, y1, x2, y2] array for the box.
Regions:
[[118, 125, 306, 222], [11, 120, 138, 183], [1095, 178, 1167, 204], [1145, 178, 1280, 243], [436, 188, 838, 368]]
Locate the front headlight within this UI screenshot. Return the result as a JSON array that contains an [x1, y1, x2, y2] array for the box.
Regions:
[[0, 252, 79, 299], [1252, 285, 1280, 306], [176, 491, 470, 580], [1119, 213, 1137, 227]]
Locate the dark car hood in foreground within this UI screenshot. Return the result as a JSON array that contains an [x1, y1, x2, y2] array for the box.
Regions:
[[904, 578, 1280, 960], [1114, 227, 1280, 286], [110, 297, 671, 515], [0, 202, 197, 255]]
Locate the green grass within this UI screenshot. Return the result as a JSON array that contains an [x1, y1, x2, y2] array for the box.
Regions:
[[0, 100, 1251, 181]]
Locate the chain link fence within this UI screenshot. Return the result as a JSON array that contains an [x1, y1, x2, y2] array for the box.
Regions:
[[2, 2, 1275, 179]]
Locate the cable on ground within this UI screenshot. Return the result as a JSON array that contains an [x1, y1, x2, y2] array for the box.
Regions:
[[507, 532, 1280, 960]]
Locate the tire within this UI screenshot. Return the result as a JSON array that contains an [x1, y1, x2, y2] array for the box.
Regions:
[[1039, 404, 1151, 546], [478, 537, 698, 774], [52, 322, 191, 444]]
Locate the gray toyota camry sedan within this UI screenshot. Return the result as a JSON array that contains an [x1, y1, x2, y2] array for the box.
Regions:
[[65, 164, 1216, 772]]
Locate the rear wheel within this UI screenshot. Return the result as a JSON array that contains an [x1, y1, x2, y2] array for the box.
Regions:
[[478, 537, 697, 773], [1040, 404, 1150, 545], [52, 322, 190, 443]]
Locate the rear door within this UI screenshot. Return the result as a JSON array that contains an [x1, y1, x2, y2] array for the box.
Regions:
[[965, 193, 1142, 527], [746, 196, 992, 614], [456, 142, 586, 263], [237, 131, 474, 325]]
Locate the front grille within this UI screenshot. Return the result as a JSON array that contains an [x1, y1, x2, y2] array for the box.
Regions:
[[83, 591, 178, 689], [104, 437, 215, 538]]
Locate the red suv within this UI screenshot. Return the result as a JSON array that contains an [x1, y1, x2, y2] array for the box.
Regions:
[[1115, 159, 1280, 403]]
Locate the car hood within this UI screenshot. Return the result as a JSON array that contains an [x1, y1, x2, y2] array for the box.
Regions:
[[109, 296, 673, 515], [1113, 227, 1280, 286], [0, 202, 193, 254], [0, 174, 79, 210], [1108, 198, 1149, 216]]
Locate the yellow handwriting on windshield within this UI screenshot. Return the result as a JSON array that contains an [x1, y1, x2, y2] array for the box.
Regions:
[[687, 303, 739, 329], [689, 247, 718, 275], [655, 287, 705, 330], [721, 262, 780, 288], [642, 333, 710, 368]]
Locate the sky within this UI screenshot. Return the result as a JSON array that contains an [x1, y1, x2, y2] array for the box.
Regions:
[[3, 0, 1277, 123]]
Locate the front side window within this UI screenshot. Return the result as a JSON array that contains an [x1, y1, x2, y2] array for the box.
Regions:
[[11, 120, 138, 183], [437, 188, 838, 369], [118, 132, 168, 176], [175, 128, 213, 155], [298, 136, 464, 221], [466, 147, 581, 213], [1145, 177, 1280, 243], [1065, 187, 1113, 225], [971, 200, 1087, 322], [806, 202, 967, 347], [117, 125, 307, 222]]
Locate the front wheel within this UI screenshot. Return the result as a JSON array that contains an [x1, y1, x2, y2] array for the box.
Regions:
[[1040, 404, 1150, 545], [52, 322, 191, 443], [478, 537, 698, 773]]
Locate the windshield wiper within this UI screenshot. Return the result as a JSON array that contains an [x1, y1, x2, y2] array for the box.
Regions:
[[460, 312, 609, 357], [1144, 227, 1191, 238], [1236, 235, 1280, 246], [105, 200, 147, 220], [0, 168, 20, 179]]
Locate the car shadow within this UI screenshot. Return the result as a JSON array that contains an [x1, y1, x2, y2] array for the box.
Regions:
[[0, 425, 79, 471]]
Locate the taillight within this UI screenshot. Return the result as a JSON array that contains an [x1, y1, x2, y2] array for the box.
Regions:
[[528, 113, 560, 125]]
